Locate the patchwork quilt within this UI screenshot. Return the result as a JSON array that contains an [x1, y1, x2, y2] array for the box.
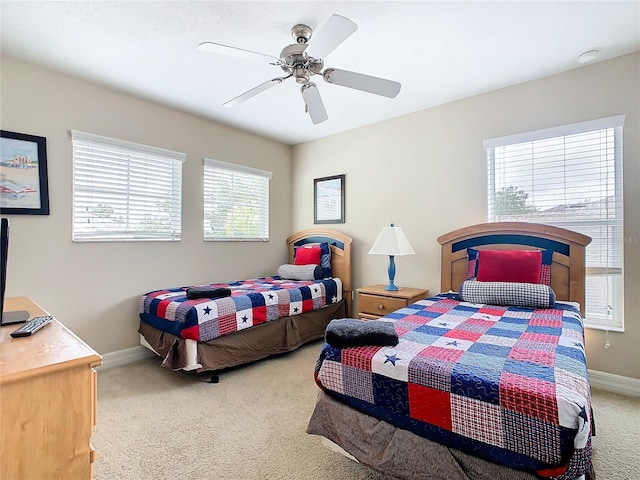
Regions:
[[140, 277, 342, 342], [314, 293, 592, 480]]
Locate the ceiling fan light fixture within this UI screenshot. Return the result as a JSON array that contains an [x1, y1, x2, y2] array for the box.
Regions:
[[293, 66, 310, 84]]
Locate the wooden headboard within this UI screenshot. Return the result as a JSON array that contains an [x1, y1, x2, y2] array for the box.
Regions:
[[286, 228, 353, 315], [437, 222, 591, 314]]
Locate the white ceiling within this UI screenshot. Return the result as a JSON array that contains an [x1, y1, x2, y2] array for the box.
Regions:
[[1, 1, 639, 145]]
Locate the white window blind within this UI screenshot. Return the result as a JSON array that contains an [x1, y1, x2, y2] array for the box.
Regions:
[[71, 130, 185, 241], [484, 115, 625, 330], [203, 158, 272, 241]]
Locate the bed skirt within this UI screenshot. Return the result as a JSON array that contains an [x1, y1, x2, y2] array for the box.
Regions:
[[139, 299, 347, 373], [307, 391, 593, 480]]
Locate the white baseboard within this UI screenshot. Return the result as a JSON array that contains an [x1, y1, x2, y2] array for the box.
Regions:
[[96, 346, 640, 397], [589, 369, 640, 397], [96, 345, 156, 371]]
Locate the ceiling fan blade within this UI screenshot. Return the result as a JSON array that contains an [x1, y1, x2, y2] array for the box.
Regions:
[[224, 78, 285, 107], [198, 42, 280, 63], [323, 68, 401, 98], [304, 14, 357, 60], [301, 83, 328, 124]]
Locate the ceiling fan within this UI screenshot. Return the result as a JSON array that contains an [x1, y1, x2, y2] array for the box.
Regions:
[[197, 14, 401, 125]]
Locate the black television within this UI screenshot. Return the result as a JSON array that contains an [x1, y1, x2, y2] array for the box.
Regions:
[[1, 218, 30, 325]]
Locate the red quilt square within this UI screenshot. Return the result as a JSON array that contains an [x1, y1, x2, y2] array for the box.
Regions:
[[528, 316, 563, 327], [218, 314, 237, 336], [302, 298, 314, 312], [508, 347, 556, 366], [252, 306, 267, 323], [479, 306, 507, 316], [500, 372, 558, 423], [157, 299, 171, 318], [443, 329, 483, 342], [402, 314, 430, 324], [521, 332, 559, 344], [409, 383, 452, 431], [418, 345, 464, 362], [341, 346, 379, 371]]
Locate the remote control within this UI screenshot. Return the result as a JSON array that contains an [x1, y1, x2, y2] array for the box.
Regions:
[[10, 315, 53, 338]]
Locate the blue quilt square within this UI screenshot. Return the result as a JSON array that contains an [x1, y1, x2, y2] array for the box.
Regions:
[[372, 373, 409, 416], [526, 325, 562, 336], [554, 355, 587, 377], [503, 359, 556, 383], [299, 286, 312, 300], [458, 351, 507, 374], [288, 289, 302, 302], [495, 321, 528, 333], [452, 304, 481, 313], [247, 293, 266, 307], [562, 316, 583, 330], [485, 327, 523, 339], [231, 295, 252, 311], [386, 311, 409, 320], [413, 309, 443, 319], [451, 364, 501, 404], [403, 330, 440, 345], [414, 325, 450, 337], [323, 281, 337, 301], [467, 341, 512, 358], [322, 345, 342, 363], [500, 316, 530, 325], [556, 345, 587, 363], [399, 304, 425, 314]]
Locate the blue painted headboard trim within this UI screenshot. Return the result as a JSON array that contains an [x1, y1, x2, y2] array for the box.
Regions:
[[452, 234, 570, 256], [294, 236, 344, 250]]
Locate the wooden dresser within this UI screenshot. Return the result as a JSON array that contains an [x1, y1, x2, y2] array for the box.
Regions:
[[357, 284, 430, 320], [0, 297, 103, 480]]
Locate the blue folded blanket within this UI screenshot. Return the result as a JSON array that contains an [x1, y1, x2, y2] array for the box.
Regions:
[[186, 287, 232, 300], [325, 318, 399, 348]]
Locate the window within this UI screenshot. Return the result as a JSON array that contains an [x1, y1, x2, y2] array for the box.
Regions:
[[203, 159, 272, 241], [71, 130, 185, 241], [484, 115, 625, 330]]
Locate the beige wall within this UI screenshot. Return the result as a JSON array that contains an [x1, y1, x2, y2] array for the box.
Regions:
[[292, 52, 640, 379], [2, 52, 638, 379], [1, 55, 292, 355]]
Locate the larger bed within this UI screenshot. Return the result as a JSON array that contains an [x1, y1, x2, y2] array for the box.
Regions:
[[307, 222, 595, 480], [138, 228, 352, 375]]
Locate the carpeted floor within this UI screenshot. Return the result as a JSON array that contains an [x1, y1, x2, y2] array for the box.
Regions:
[[93, 341, 640, 480]]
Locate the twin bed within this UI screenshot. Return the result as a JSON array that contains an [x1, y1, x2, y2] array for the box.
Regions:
[[138, 228, 352, 375], [138, 222, 594, 480], [308, 222, 594, 480]]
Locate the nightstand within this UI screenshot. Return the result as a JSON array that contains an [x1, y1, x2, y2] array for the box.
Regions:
[[357, 284, 430, 320]]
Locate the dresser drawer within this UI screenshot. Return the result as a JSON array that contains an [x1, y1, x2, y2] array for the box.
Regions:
[[359, 293, 406, 316]]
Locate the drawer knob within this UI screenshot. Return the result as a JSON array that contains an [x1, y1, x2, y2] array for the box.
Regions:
[[378, 304, 384, 310]]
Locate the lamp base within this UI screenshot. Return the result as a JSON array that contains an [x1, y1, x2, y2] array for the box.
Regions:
[[385, 283, 399, 291]]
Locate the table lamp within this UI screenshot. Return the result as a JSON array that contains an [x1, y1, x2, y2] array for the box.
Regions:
[[368, 223, 416, 291]]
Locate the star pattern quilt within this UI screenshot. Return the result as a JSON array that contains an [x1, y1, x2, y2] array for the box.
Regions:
[[314, 292, 592, 480], [140, 276, 342, 342]]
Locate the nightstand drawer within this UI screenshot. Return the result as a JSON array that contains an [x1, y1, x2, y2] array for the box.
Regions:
[[359, 293, 406, 316]]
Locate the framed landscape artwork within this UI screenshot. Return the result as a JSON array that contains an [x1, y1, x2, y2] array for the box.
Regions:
[[314, 174, 345, 224], [0, 130, 50, 215]]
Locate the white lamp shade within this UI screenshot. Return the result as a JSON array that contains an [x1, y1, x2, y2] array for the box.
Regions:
[[368, 225, 415, 256]]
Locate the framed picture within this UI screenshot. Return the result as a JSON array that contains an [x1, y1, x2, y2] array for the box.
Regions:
[[0, 130, 50, 215], [314, 174, 345, 224]]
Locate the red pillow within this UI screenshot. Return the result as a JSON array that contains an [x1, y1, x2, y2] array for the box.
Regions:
[[476, 250, 542, 284], [294, 245, 321, 266]]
